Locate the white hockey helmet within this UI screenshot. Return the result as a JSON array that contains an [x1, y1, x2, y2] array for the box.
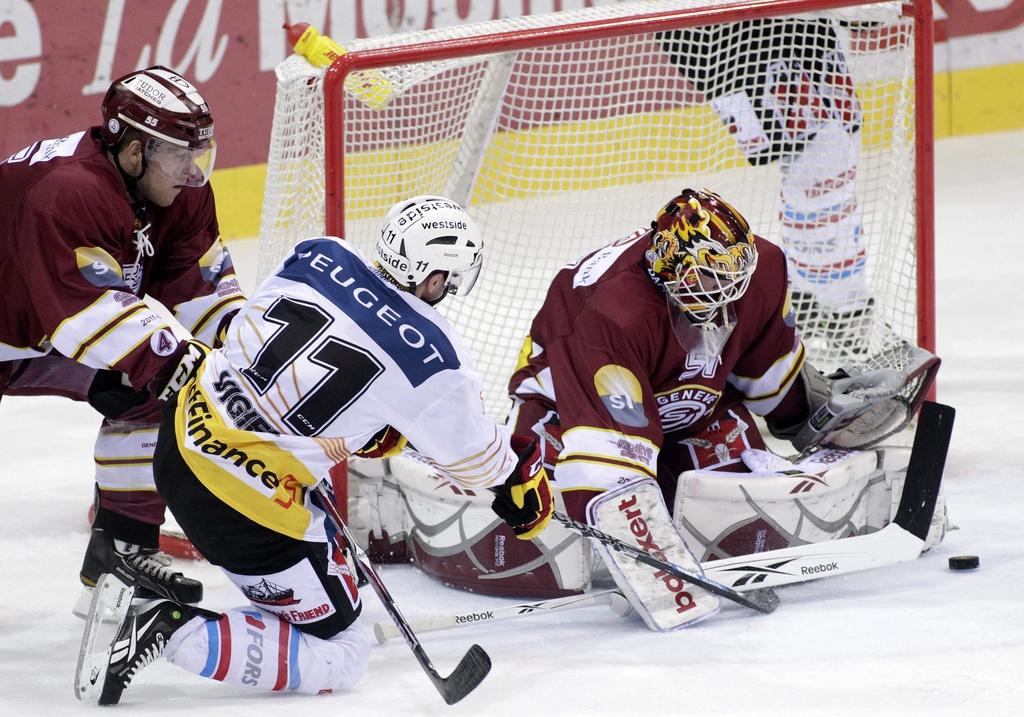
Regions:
[[377, 195, 484, 300]]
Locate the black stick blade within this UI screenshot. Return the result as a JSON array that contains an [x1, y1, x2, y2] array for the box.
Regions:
[[436, 644, 492, 705], [893, 401, 955, 540]]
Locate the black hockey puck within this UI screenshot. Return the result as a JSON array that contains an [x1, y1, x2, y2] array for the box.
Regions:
[[948, 555, 980, 571]]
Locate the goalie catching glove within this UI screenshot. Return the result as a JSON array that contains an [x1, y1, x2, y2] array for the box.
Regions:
[[791, 342, 940, 453], [490, 435, 553, 540]]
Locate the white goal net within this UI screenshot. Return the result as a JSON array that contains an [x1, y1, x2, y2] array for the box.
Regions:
[[258, 0, 932, 423]]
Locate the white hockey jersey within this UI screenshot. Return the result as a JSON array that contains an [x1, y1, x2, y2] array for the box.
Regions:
[[173, 236, 515, 540]]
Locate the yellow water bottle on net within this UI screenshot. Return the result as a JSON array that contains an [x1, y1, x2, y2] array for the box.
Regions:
[[284, 22, 394, 110]]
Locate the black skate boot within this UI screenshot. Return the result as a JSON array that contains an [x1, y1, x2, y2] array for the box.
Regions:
[[76, 527, 203, 618], [98, 598, 216, 705]]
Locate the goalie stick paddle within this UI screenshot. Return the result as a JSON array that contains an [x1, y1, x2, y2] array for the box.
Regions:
[[313, 483, 491, 706], [703, 401, 955, 591], [552, 511, 780, 614], [373, 588, 628, 643]]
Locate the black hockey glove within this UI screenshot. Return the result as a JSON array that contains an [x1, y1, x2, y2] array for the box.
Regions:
[[88, 369, 152, 420], [490, 435, 553, 540]]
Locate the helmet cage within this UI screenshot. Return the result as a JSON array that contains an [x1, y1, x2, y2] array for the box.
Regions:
[[664, 243, 757, 327], [647, 188, 758, 328]]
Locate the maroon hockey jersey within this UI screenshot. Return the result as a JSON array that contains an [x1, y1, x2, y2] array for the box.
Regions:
[[0, 128, 244, 390], [508, 227, 807, 489]]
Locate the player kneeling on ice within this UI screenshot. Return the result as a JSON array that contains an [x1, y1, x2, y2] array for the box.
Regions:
[[411, 189, 940, 631], [77, 196, 552, 704]]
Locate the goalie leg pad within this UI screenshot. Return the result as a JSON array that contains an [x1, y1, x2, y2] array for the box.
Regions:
[[588, 479, 720, 631], [673, 448, 885, 561], [392, 454, 591, 598], [166, 606, 370, 693], [346, 456, 411, 563]]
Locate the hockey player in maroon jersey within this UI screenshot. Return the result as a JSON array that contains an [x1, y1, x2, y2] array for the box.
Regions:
[[409, 188, 939, 630], [0, 66, 245, 614], [502, 189, 807, 518]]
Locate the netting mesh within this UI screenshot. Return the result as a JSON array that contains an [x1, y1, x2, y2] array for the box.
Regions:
[[258, 0, 923, 422]]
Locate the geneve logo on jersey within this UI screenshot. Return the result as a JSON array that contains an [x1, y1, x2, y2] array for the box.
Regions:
[[277, 238, 460, 387]]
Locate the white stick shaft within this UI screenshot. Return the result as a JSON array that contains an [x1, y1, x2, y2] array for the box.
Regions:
[[373, 588, 622, 644]]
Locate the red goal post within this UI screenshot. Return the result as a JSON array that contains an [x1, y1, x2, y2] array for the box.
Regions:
[[258, 0, 935, 515]]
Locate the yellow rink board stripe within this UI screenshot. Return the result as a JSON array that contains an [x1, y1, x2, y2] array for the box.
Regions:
[[214, 63, 1024, 241]]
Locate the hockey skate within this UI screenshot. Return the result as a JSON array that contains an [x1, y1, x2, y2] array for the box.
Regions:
[[74, 527, 203, 618], [75, 572, 215, 705], [822, 298, 875, 355]]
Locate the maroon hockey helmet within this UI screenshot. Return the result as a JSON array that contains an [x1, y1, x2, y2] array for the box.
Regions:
[[100, 65, 214, 150], [646, 188, 757, 326]]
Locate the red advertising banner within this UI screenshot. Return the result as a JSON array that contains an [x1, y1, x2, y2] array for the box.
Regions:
[[1, 0, 1022, 172]]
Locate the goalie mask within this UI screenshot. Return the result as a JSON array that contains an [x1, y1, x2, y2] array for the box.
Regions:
[[101, 66, 216, 187], [376, 196, 484, 304], [645, 189, 758, 354]]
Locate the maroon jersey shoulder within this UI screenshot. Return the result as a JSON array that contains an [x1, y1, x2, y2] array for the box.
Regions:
[[0, 129, 134, 243], [533, 232, 665, 343]]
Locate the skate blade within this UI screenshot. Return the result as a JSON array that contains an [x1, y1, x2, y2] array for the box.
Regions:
[[74, 573, 135, 703]]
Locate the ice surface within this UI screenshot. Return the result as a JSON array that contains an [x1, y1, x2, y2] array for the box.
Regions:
[[1, 131, 1022, 716]]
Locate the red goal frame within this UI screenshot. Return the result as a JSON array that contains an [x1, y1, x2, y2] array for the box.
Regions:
[[319, 0, 936, 520]]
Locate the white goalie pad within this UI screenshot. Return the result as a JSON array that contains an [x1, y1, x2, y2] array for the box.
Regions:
[[390, 454, 592, 596], [346, 456, 410, 561], [673, 446, 946, 562], [588, 479, 720, 631]]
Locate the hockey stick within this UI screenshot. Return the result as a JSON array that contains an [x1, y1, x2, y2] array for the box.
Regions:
[[552, 511, 780, 614], [313, 483, 491, 706], [373, 588, 628, 644], [705, 401, 955, 590]]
